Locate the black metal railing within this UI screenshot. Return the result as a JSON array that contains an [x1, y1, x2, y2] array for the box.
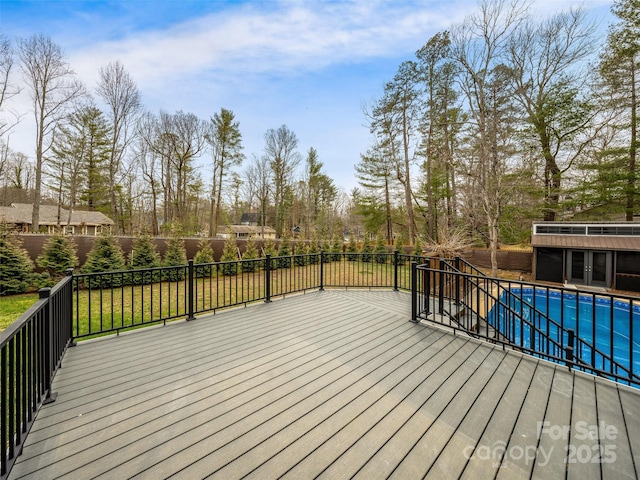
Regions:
[[411, 259, 640, 388], [69, 252, 425, 339], [1, 271, 74, 477]]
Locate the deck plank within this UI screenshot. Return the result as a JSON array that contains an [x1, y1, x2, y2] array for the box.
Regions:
[[6, 290, 640, 480]]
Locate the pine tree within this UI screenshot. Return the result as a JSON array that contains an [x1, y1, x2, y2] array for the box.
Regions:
[[413, 237, 423, 258], [36, 234, 78, 277], [330, 234, 343, 262], [163, 236, 187, 281], [294, 240, 307, 266], [129, 231, 161, 284], [193, 238, 214, 278], [346, 233, 358, 261], [306, 234, 320, 265], [220, 235, 238, 276], [263, 238, 277, 269], [374, 234, 388, 264], [395, 235, 406, 265], [241, 236, 260, 272], [0, 230, 35, 294], [360, 235, 373, 263], [321, 237, 331, 263], [82, 234, 127, 288], [277, 235, 292, 268]]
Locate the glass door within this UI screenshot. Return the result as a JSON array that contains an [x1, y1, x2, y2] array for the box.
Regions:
[[567, 250, 611, 287]]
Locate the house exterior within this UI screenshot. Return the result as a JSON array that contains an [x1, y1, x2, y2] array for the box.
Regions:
[[217, 224, 277, 240], [0, 203, 114, 235], [532, 222, 640, 292]]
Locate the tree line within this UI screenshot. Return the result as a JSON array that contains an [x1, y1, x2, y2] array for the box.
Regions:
[[0, 0, 638, 276], [357, 0, 638, 274]]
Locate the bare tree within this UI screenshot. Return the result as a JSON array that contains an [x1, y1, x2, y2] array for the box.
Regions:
[[263, 124, 301, 237], [450, 0, 526, 275], [244, 153, 272, 238], [96, 60, 141, 232], [507, 8, 597, 221], [0, 34, 21, 138], [18, 34, 84, 231]]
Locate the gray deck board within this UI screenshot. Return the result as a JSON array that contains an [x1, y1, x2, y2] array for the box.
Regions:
[[7, 289, 640, 480]]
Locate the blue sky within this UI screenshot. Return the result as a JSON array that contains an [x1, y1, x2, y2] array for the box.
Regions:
[[0, 0, 614, 193]]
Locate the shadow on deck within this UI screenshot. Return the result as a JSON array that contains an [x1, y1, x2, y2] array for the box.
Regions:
[[8, 290, 640, 479]]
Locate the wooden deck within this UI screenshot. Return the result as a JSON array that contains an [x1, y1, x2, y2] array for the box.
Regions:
[[7, 290, 640, 479]]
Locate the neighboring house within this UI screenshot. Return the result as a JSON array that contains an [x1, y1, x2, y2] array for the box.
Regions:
[[532, 222, 640, 292], [217, 224, 277, 240], [0, 203, 114, 235]]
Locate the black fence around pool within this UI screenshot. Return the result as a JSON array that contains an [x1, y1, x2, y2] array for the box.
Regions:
[[411, 258, 640, 389]]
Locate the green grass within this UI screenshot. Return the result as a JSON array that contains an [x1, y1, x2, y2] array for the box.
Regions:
[[0, 293, 39, 332]]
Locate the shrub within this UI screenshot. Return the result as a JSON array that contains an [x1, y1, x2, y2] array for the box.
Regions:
[[330, 234, 343, 262], [395, 235, 407, 265], [346, 234, 358, 261], [129, 232, 161, 284], [262, 238, 277, 269], [220, 236, 238, 276], [241, 236, 260, 272], [276, 235, 291, 268], [360, 235, 372, 263], [82, 234, 127, 288], [294, 241, 307, 266], [0, 231, 35, 295], [163, 236, 187, 281], [374, 235, 388, 264], [321, 238, 331, 263], [413, 237, 423, 257], [193, 239, 214, 277], [36, 234, 78, 277], [306, 235, 319, 265]]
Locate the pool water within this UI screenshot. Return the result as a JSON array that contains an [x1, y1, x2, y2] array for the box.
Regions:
[[487, 289, 640, 383]]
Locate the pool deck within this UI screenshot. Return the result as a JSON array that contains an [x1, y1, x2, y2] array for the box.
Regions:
[[6, 289, 640, 479]]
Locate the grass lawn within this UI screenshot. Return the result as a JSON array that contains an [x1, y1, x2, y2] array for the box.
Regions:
[[0, 293, 39, 332]]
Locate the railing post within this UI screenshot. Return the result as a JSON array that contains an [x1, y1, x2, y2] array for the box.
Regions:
[[411, 261, 417, 322], [566, 328, 575, 370], [265, 254, 272, 303], [454, 257, 460, 305], [438, 259, 445, 315], [319, 250, 325, 291], [40, 288, 57, 404], [393, 250, 399, 291], [66, 269, 77, 346], [187, 259, 195, 321], [424, 259, 431, 317]]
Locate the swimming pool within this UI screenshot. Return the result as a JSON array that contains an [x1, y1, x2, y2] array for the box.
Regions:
[[487, 288, 640, 385]]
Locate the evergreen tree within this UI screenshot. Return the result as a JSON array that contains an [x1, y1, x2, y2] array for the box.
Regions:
[[262, 237, 277, 269], [193, 238, 214, 278], [0, 229, 35, 294], [360, 235, 373, 263], [413, 237, 423, 258], [321, 237, 331, 263], [82, 234, 127, 288], [129, 231, 161, 284], [241, 236, 260, 272], [374, 234, 388, 264], [163, 236, 187, 281], [36, 234, 78, 277], [220, 235, 238, 275], [306, 234, 320, 265], [395, 235, 406, 265], [346, 233, 358, 261], [277, 235, 292, 268], [294, 240, 307, 266], [330, 233, 343, 262]]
